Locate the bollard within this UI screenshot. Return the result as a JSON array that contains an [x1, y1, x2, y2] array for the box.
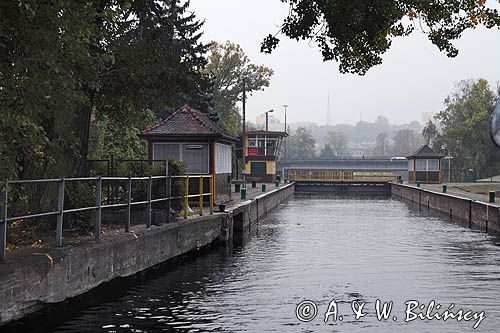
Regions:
[[416, 180, 421, 188], [489, 191, 495, 203], [399, 179, 403, 184], [442, 184, 447, 193], [240, 187, 247, 200], [262, 184, 267, 192], [275, 180, 279, 188]]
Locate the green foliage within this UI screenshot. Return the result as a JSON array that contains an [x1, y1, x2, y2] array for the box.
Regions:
[[0, 0, 210, 181], [391, 129, 422, 156], [204, 41, 274, 135], [262, 0, 500, 74], [424, 78, 500, 178], [288, 127, 317, 159]]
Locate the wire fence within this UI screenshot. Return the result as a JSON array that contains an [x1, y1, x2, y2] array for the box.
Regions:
[[0, 172, 214, 262]]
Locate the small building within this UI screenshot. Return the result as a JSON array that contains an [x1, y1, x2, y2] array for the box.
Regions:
[[407, 145, 443, 184], [139, 105, 237, 203], [239, 130, 287, 183]]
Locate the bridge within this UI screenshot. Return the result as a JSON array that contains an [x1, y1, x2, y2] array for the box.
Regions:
[[277, 157, 408, 194]]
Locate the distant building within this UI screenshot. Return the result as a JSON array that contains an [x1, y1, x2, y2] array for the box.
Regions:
[[256, 114, 280, 130]]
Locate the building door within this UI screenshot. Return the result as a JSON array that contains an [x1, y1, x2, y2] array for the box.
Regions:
[[251, 162, 267, 175]]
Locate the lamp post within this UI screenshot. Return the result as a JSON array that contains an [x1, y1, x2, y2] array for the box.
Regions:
[[491, 100, 500, 147], [265, 109, 274, 131], [282, 105, 288, 133]]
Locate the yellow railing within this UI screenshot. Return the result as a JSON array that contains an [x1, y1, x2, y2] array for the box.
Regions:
[[172, 174, 214, 219], [287, 170, 398, 183]]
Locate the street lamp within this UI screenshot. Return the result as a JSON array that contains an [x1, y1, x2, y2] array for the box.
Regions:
[[282, 105, 288, 133], [491, 100, 500, 147], [265, 109, 274, 131]]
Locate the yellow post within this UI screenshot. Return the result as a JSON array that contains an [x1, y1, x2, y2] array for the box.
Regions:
[[184, 176, 189, 219], [199, 176, 203, 216], [209, 175, 214, 215]]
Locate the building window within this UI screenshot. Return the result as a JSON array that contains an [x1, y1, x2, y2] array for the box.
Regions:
[[215, 143, 232, 174], [427, 159, 439, 171], [408, 160, 414, 171], [416, 159, 427, 171], [153, 143, 209, 174], [153, 143, 180, 162], [182, 144, 209, 174]]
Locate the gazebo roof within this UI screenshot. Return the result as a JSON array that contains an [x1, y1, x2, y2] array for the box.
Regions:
[[407, 145, 444, 159], [139, 105, 237, 143]]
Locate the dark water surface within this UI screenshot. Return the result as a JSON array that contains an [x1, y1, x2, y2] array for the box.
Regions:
[[8, 198, 500, 332]]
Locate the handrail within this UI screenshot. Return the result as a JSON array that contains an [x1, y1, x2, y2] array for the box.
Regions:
[[0, 171, 215, 261]]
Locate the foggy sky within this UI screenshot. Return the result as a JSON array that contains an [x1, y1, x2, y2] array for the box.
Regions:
[[190, 0, 500, 126]]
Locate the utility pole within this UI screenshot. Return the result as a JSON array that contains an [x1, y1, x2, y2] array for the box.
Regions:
[[282, 105, 288, 164], [242, 78, 246, 186]]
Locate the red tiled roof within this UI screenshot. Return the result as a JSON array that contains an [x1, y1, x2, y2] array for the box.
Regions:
[[140, 105, 237, 142]]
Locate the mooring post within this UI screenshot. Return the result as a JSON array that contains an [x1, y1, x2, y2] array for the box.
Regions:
[[0, 181, 8, 261], [125, 176, 131, 232], [95, 176, 102, 240], [55, 177, 65, 247]]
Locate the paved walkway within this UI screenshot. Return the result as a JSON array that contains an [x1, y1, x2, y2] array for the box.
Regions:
[[226, 182, 288, 209], [410, 182, 500, 205]]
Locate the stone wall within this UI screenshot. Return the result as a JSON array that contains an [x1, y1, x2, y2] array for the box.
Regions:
[[0, 183, 294, 325], [391, 183, 500, 234]]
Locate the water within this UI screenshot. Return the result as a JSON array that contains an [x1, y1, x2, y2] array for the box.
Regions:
[[9, 198, 500, 332]]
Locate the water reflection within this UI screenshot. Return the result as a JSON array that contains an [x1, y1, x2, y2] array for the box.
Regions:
[[7, 198, 500, 332]]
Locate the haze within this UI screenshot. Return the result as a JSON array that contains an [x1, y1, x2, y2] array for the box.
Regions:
[[190, 0, 500, 126]]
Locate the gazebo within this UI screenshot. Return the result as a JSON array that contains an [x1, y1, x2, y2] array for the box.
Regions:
[[139, 105, 238, 204], [407, 145, 444, 184]]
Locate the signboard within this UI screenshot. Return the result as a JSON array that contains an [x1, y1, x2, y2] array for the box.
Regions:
[[247, 148, 258, 156]]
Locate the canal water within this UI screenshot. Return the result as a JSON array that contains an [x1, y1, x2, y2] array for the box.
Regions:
[[8, 198, 500, 332]]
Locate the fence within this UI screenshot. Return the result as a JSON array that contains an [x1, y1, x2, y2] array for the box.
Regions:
[[0, 173, 214, 261]]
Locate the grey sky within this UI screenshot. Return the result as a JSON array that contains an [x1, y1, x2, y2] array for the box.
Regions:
[[190, 0, 500, 126]]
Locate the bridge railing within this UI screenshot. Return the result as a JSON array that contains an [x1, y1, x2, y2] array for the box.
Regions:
[[286, 170, 399, 183], [0, 174, 214, 261]]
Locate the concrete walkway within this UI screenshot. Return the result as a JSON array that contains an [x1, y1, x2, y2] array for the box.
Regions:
[[408, 182, 500, 205], [227, 182, 288, 209]]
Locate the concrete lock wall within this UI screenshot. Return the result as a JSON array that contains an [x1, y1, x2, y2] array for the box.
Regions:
[[0, 184, 294, 325], [230, 183, 295, 233], [391, 183, 500, 234]]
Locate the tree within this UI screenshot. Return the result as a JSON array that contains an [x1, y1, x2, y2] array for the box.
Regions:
[[262, 1, 500, 74], [434, 79, 500, 178], [204, 41, 274, 135], [373, 132, 389, 156], [288, 127, 316, 159], [391, 129, 421, 156], [320, 144, 335, 158], [0, 0, 210, 179], [422, 120, 439, 146], [325, 131, 348, 156]]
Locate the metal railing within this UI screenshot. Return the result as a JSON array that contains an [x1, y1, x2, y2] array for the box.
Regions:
[[0, 173, 214, 261], [286, 170, 399, 183]]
